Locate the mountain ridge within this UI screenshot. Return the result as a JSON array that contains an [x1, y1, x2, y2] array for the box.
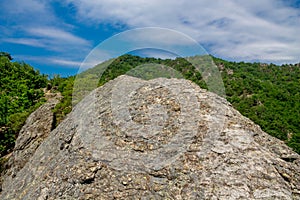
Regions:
[[1, 53, 299, 164]]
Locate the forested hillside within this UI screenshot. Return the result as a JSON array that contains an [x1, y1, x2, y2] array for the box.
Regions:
[[0, 53, 47, 156], [62, 54, 300, 153], [213, 58, 300, 153], [0, 53, 299, 157]]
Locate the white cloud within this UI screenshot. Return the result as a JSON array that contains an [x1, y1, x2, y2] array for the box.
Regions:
[[2, 38, 46, 48], [1, 0, 299, 66], [0, 0, 92, 55], [26, 27, 90, 46], [15, 55, 89, 68], [1, 26, 92, 54], [51, 59, 83, 66], [64, 0, 300, 64], [0, 0, 54, 24], [52, 58, 100, 70], [122, 28, 196, 46]]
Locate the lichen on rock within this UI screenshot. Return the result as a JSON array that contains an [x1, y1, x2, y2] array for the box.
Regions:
[[1, 75, 299, 199]]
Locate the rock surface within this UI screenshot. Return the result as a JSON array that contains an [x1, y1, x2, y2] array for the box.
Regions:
[[1, 94, 61, 190], [1, 75, 300, 199]]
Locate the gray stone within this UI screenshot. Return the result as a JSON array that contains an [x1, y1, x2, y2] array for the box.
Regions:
[[1, 94, 61, 190], [1, 75, 299, 199]]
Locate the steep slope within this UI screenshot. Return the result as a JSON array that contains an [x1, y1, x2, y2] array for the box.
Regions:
[[212, 57, 300, 153], [1, 75, 299, 199], [0, 93, 62, 189]]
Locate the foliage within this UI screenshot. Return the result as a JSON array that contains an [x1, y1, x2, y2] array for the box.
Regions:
[[93, 55, 207, 88], [0, 52, 12, 61], [0, 54, 47, 156], [213, 57, 300, 153], [49, 75, 75, 126], [1, 52, 299, 156], [53, 54, 300, 154], [92, 55, 300, 154]]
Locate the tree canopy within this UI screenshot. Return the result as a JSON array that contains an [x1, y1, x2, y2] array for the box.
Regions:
[[0, 54, 47, 156]]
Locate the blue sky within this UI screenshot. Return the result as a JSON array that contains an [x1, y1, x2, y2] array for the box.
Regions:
[[0, 0, 299, 76]]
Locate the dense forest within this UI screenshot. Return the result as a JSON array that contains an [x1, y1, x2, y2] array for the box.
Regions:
[[0, 53, 299, 160], [0, 53, 47, 156], [213, 57, 300, 153]]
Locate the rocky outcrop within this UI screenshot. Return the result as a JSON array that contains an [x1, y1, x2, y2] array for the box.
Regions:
[[1, 75, 299, 199], [1, 94, 61, 191]]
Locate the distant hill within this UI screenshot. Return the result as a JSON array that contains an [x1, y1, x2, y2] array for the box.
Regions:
[[212, 57, 300, 153]]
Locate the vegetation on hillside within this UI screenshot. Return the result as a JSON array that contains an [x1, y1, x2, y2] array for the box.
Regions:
[[0, 53, 47, 156], [49, 75, 75, 126], [0, 53, 299, 156], [213, 57, 300, 153], [70, 54, 300, 153]]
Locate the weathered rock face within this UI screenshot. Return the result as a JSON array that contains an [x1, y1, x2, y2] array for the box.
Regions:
[[1, 95, 61, 190], [1, 75, 300, 199]]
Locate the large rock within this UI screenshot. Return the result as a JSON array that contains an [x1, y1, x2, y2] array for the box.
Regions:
[[1, 75, 299, 199], [1, 95, 61, 190]]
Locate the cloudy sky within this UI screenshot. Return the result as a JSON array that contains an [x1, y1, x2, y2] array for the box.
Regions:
[[0, 0, 299, 76]]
